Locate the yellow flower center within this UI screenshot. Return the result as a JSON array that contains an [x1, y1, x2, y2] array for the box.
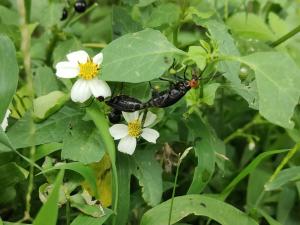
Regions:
[[128, 120, 142, 137], [79, 59, 99, 80]]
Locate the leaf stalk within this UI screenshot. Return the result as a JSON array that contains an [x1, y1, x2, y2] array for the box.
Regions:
[[270, 24, 300, 47]]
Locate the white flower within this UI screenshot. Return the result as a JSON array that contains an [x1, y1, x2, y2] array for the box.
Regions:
[[55, 50, 111, 103], [1, 110, 10, 131], [109, 111, 159, 155]]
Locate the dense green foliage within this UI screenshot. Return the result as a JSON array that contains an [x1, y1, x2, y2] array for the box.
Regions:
[[1, 0, 300, 225]]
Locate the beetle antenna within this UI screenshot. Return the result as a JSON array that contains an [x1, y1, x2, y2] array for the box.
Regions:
[[197, 64, 209, 80], [183, 66, 188, 80], [159, 77, 175, 84]]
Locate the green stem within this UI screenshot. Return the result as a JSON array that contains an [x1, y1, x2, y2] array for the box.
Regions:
[[86, 105, 118, 225], [268, 142, 300, 182], [66, 200, 71, 225], [252, 142, 300, 211], [224, 114, 262, 144], [253, 191, 266, 209], [45, 31, 59, 65], [60, 11, 76, 29], [270, 24, 300, 47], [46, 3, 98, 64], [68, 3, 98, 27], [224, 0, 228, 20], [17, 0, 36, 221], [45, 10, 76, 65], [82, 43, 107, 48], [168, 157, 181, 225]]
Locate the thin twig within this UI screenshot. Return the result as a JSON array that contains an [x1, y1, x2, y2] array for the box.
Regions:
[[270, 24, 300, 47], [17, 0, 35, 221]]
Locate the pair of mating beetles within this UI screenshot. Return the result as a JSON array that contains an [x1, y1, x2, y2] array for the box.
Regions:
[[100, 66, 204, 123]]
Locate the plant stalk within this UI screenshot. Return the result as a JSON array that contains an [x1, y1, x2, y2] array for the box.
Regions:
[[252, 142, 300, 210], [224, 114, 261, 143], [270, 24, 300, 47], [167, 157, 181, 225], [66, 200, 71, 225], [17, 0, 35, 221], [268, 142, 300, 182]]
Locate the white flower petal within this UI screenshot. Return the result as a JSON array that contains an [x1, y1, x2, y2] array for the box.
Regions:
[[109, 124, 128, 140], [88, 78, 111, 98], [122, 111, 139, 123], [117, 135, 137, 155], [55, 61, 79, 78], [141, 128, 159, 143], [143, 111, 157, 127], [93, 53, 103, 66], [1, 109, 10, 131], [71, 79, 92, 103], [67, 50, 89, 64]]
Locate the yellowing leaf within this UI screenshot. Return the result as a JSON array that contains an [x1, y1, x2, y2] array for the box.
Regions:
[[82, 154, 112, 207]]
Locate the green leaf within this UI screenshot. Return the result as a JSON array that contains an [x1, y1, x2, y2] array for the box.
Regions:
[[238, 52, 300, 128], [265, 166, 300, 191], [256, 209, 282, 225], [33, 142, 62, 162], [276, 186, 296, 224], [203, 21, 259, 109], [62, 119, 105, 164], [0, 6, 19, 26], [204, 20, 240, 85], [137, 0, 157, 7], [268, 13, 289, 39], [189, 140, 215, 193], [0, 34, 18, 122], [145, 3, 181, 28], [0, 24, 21, 47], [41, 162, 98, 197], [246, 166, 271, 207], [33, 169, 64, 225], [86, 104, 116, 163], [33, 66, 59, 97], [140, 195, 258, 225], [7, 106, 82, 149], [202, 83, 220, 106], [31, 1, 64, 28], [70, 201, 104, 218], [227, 13, 275, 41], [220, 149, 289, 200], [185, 113, 221, 193], [0, 129, 14, 152], [0, 162, 28, 187], [85, 103, 119, 221], [133, 149, 163, 206], [70, 209, 113, 225], [0, 186, 16, 205], [112, 6, 142, 39], [53, 38, 83, 66], [287, 107, 300, 142], [187, 46, 207, 70], [33, 91, 68, 122], [101, 29, 184, 83], [184, 6, 214, 21], [115, 154, 131, 225]]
